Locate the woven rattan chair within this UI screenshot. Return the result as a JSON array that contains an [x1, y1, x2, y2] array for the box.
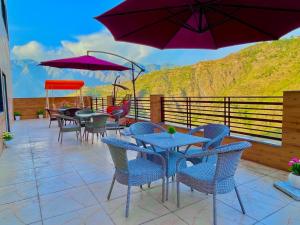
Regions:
[[102, 137, 166, 217], [57, 115, 82, 144], [129, 122, 187, 189], [176, 141, 252, 225], [75, 108, 93, 127], [84, 114, 108, 144], [106, 109, 124, 134], [183, 124, 229, 164]]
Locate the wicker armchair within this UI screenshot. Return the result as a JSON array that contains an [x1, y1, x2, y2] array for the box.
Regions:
[[129, 122, 187, 193], [106, 109, 124, 134], [75, 108, 93, 127], [57, 115, 82, 144], [84, 114, 108, 144], [183, 124, 229, 164], [102, 137, 166, 217], [176, 141, 252, 225]]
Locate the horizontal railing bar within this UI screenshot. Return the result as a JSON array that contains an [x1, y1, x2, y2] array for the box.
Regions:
[[230, 130, 282, 141]]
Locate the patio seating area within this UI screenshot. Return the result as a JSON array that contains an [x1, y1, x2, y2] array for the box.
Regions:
[[0, 119, 298, 225]]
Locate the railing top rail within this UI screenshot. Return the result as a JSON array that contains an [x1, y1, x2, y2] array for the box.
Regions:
[[163, 96, 283, 98]]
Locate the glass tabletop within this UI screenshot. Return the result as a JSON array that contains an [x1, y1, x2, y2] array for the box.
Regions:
[[133, 132, 211, 149]]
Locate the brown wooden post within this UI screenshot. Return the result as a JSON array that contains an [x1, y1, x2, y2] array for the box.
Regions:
[[282, 91, 300, 152], [107, 96, 113, 107], [150, 95, 164, 124]]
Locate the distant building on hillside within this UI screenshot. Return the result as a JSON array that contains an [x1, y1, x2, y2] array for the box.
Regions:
[[0, 0, 12, 150]]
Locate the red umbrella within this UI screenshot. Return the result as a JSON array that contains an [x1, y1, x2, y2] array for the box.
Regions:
[[96, 0, 300, 49], [40, 55, 130, 71]]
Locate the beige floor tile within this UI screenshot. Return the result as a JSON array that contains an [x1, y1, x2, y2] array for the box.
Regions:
[[217, 186, 288, 221], [243, 176, 293, 204], [147, 182, 208, 211], [35, 163, 74, 179], [40, 186, 98, 219], [0, 169, 35, 187], [259, 204, 300, 225], [77, 168, 114, 184], [0, 197, 41, 225], [102, 191, 170, 225], [43, 205, 114, 225], [240, 160, 279, 176], [143, 213, 187, 225], [37, 172, 85, 195], [235, 167, 265, 185], [0, 181, 37, 205], [174, 198, 256, 225], [89, 180, 141, 203]]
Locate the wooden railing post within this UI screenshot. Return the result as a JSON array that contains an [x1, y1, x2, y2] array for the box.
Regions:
[[150, 95, 164, 124], [282, 91, 300, 153], [107, 96, 113, 107]]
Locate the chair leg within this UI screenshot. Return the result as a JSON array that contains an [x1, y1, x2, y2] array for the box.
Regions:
[[58, 131, 61, 142], [162, 177, 165, 203], [235, 186, 246, 214], [213, 193, 217, 225], [148, 183, 151, 188], [177, 181, 180, 208], [125, 186, 131, 218], [166, 177, 169, 201], [79, 130, 82, 142], [107, 174, 116, 200], [60, 132, 63, 144], [49, 120, 51, 128]]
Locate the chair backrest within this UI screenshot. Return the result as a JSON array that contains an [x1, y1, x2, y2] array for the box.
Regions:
[[64, 108, 81, 117], [91, 114, 108, 128], [214, 141, 251, 182], [102, 137, 138, 172], [120, 100, 131, 117], [46, 108, 58, 118], [129, 122, 165, 146], [191, 124, 229, 149]]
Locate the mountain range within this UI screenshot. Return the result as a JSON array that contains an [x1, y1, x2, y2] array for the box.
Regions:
[[11, 59, 174, 98], [79, 37, 300, 98]]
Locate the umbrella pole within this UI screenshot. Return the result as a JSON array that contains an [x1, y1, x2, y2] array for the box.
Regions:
[[46, 90, 49, 109], [131, 63, 138, 121]]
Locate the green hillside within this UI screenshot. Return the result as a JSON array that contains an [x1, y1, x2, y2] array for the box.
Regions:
[[82, 37, 300, 98]]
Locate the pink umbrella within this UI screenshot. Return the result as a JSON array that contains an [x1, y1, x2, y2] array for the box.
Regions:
[[40, 55, 130, 71], [96, 0, 300, 49]]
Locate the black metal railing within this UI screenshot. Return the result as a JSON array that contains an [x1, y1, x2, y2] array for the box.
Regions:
[[91, 97, 107, 111], [162, 96, 283, 141], [128, 97, 151, 120], [92, 97, 151, 120]]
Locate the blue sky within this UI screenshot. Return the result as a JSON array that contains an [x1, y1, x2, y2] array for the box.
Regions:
[[7, 0, 300, 66]]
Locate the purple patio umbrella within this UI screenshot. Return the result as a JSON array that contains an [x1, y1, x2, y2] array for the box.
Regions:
[[96, 0, 300, 49], [40, 55, 130, 71]]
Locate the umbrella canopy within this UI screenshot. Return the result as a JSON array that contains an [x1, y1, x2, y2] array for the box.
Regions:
[[45, 80, 85, 90], [96, 0, 300, 49], [40, 55, 130, 71]]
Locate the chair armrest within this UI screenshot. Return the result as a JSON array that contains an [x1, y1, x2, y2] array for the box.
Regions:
[[188, 125, 206, 135], [176, 149, 219, 172]]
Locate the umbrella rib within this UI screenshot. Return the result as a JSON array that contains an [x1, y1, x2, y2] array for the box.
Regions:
[[99, 4, 196, 17], [215, 3, 300, 13], [208, 6, 278, 39], [115, 8, 191, 46]]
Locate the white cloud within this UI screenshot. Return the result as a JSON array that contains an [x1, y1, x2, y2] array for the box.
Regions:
[[12, 29, 154, 63], [11, 29, 155, 83]]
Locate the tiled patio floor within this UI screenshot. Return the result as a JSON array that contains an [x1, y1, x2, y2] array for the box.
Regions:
[[0, 119, 298, 225]]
